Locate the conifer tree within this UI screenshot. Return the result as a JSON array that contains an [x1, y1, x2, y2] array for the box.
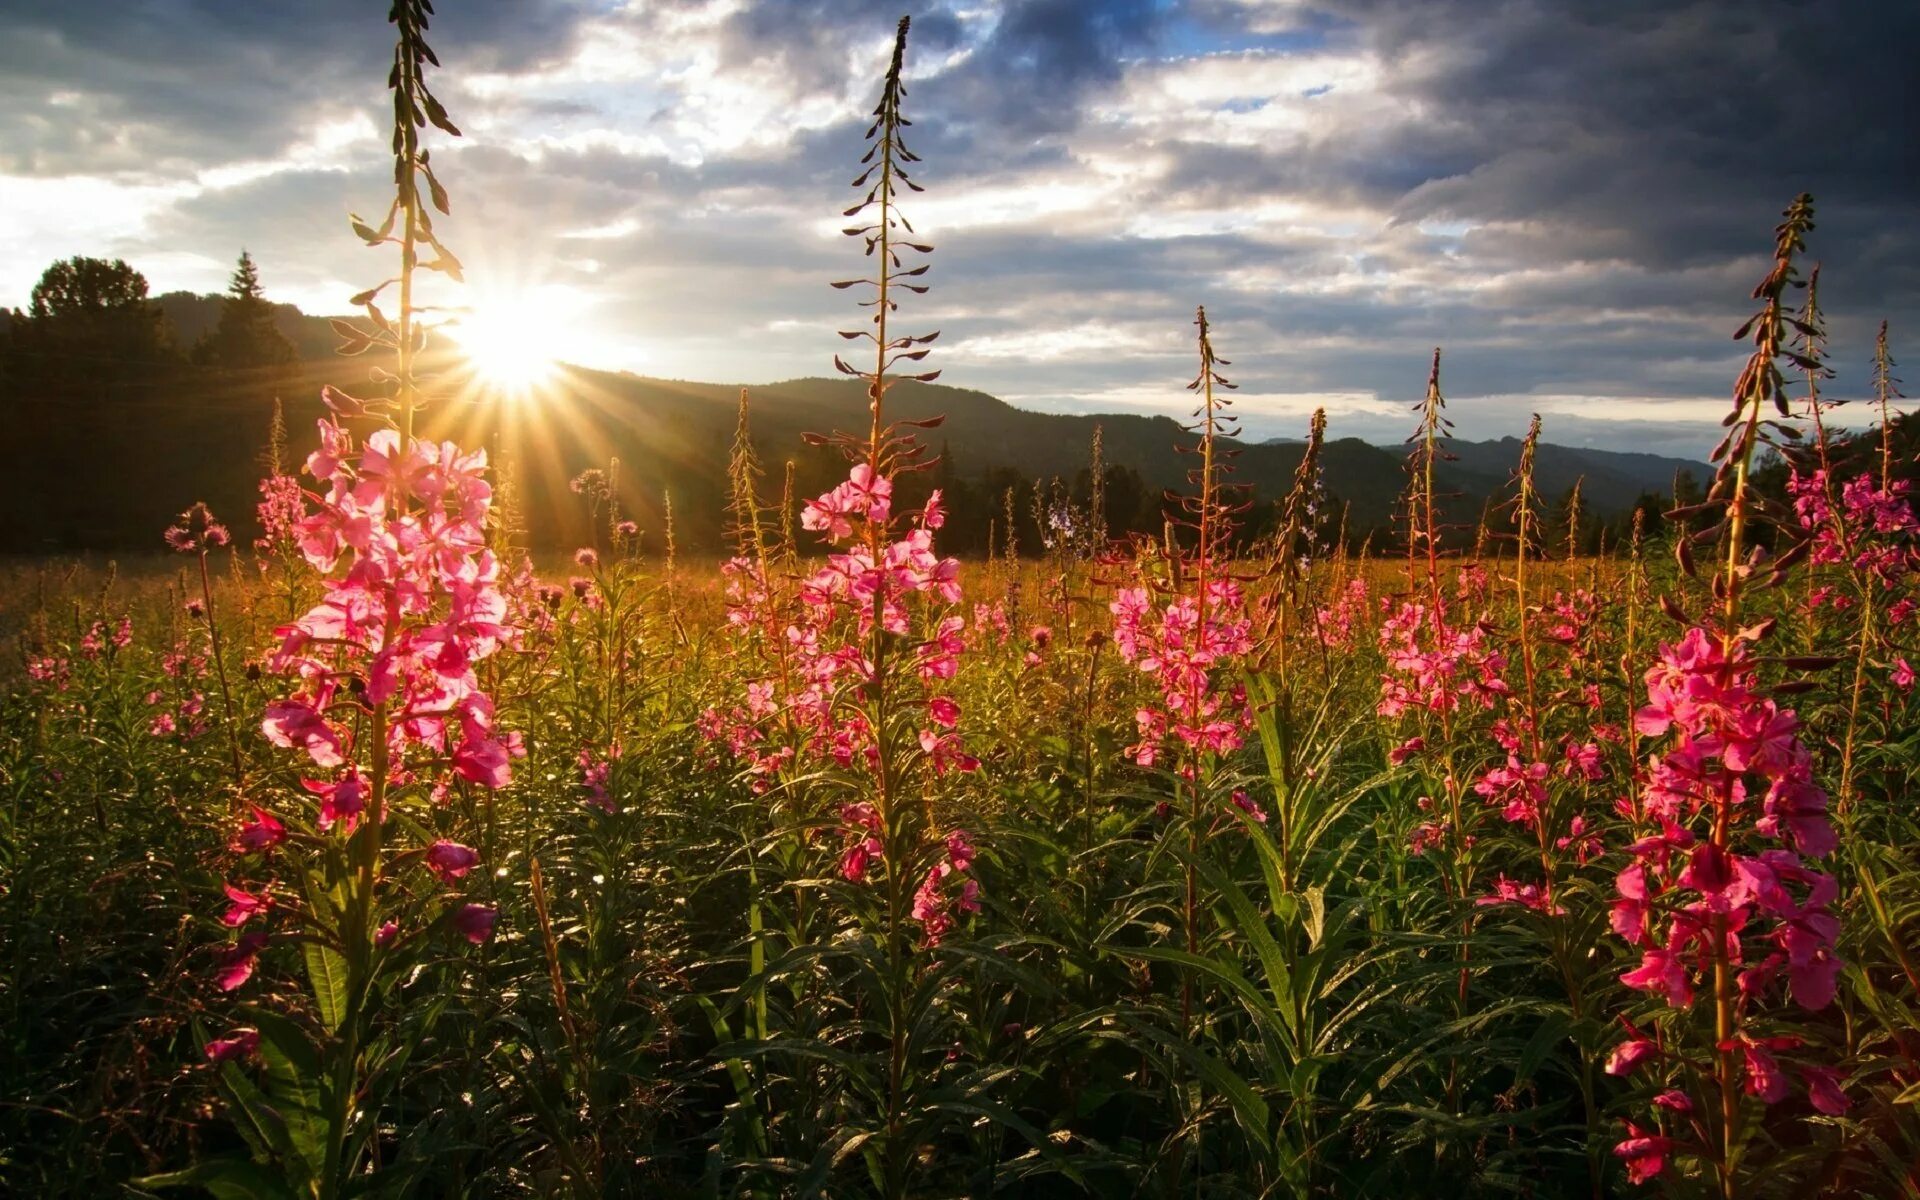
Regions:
[[194, 250, 296, 370]]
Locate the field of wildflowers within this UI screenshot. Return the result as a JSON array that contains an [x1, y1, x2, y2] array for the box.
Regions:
[[2, 7, 1916, 1199]]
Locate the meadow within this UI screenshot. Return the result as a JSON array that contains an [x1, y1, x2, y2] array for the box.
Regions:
[[2, 6, 1917, 1199]]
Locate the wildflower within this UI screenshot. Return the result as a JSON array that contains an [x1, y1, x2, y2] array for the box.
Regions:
[[929, 695, 960, 728], [903, 828, 982, 946], [1651, 1089, 1692, 1114], [1474, 757, 1550, 829], [1606, 1033, 1660, 1077], [221, 883, 271, 927], [424, 840, 480, 882], [1613, 1122, 1672, 1185], [1621, 947, 1694, 1008], [264, 701, 345, 770], [1892, 658, 1915, 691], [1230, 789, 1269, 823], [1802, 1065, 1850, 1115], [574, 547, 598, 567], [579, 745, 618, 813], [232, 807, 287, 854], [215, 931, 269, 991], [453, 903, 497, 945], [26, 656, 70, 689], [205, 1028, 260, 1065], [1477, 874, 1560, 914], [305, 770, 366, 832], [165, 502, 230, 553]]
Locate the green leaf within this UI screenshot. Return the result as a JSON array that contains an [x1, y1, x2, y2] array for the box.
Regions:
[[304, 942, 349, 1033], [1120, 1015, 1272, 1159], [134, 1158, 298, 1200]]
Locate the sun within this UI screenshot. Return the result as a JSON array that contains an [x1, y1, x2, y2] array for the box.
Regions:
[[447, 287, 584, 395]]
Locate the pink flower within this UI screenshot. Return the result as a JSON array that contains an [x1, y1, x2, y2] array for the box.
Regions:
[[376, 920, 400, 948], [1230, 789, 1269, 824], [840, 836, 881, 882], [204, 1028, 260, 1065], [424, 840, 480, 882], [574, 547, 598, 567], [1477, 874, 1559, 914], [1613, 1123, 1672, 1184], [453, 735, 513, 789], [232, 807, 287, 854], [221, 883, 271, 928], [1605, 1032, 1660, 1077], [1621, 947, 1693, 1008], [305, 770, 366, 832], [1732, 1036, 1791, 1104], [1651, 1089, 1692, 1113], [215, 932, 269, 991], [453, 903, 497, 945], [1892, 657, 1914, 691], [1802, 1065, 1850, 1115], [264, 701, 344, 770]]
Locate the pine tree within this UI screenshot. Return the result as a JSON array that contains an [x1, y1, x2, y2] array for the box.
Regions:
[[194, 250, 297, 370]]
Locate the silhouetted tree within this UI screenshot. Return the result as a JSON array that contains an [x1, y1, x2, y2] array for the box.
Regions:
[[8, 256, 177, 402], [192, 250, 296, 371]]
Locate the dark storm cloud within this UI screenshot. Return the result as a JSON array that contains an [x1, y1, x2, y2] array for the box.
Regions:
[[714, 0, 964, 92], [0, 0, 587, 176], [921, 0, 1163, 134], [1332, 0, 1920, 261]]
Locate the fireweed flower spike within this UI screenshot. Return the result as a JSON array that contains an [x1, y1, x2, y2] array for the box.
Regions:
[[196, 8, 518, 1195], [1106, 307, 1263, 1039], [1606, 195, 1845, 1192]]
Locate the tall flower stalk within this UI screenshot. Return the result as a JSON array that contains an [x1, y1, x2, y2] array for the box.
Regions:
[[1606, 195, 1846, 1194], [157, 10, 519, 1198], [1108, 308, 1257, 1037], [790, 18, 979, 1195]]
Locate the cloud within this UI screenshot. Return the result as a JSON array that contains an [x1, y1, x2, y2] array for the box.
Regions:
[[1, 0, 1913, 458]]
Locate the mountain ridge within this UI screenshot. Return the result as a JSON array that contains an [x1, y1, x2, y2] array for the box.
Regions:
[[0, 291, 1698, 550]]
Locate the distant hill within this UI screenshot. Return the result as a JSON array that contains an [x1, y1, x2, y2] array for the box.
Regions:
[[1264, 433, 1703, 516], [1438, 437, 1704, 517], [153, 291, 341, 361], [1, 290, 1691, 552]]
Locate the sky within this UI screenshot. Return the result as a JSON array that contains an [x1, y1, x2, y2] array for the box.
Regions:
[[2, 0, 1915, 456]]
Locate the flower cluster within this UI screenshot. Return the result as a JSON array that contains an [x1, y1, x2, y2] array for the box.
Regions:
[[164, 502, 230, 554], [252, 473, 305, 555], [1606, 625, 1846, 1177], [1311, 577, 1371, 651], [579, 743, 621, 813], [1790, 467, 1920, 585], [264, 422, 522, 790], [703, 469, 973, 787], [911, 830, 979, 946], [216, 419, 517, 991], [1377, 599, 1510, 719], [1109, 576, 1254, 768]]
